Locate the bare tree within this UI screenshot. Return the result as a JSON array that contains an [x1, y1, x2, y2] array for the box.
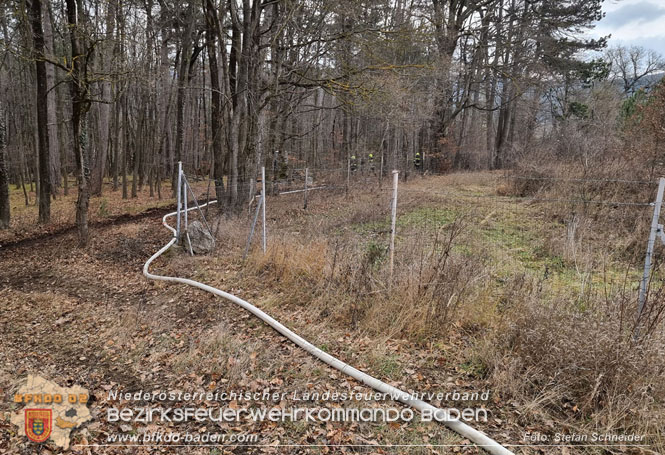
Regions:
[[0, 103, 8, 229], [606, 45, 665, 95], [0, 0, 623, 239], [204, 0, 225, 204], [65, 0, 92, 246], [42, 0, 60, 195], [28, 0, 51, 222]]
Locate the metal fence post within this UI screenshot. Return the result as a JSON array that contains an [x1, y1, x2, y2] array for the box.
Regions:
[[262, 166, 267, 253], [183, 174, 193, 255], [183, 174, 188, 231], [243, 193, 263, 260], [389, 170, 399, 286], [637, 177, 665, 328], [176, 161, 182, 243]]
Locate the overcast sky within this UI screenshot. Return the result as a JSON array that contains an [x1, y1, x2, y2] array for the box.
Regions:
[[590, 0, 665, 55]]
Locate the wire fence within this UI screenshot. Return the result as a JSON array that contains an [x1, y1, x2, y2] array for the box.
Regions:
[[181, 166, 656, 278], [173, 164, 665, 337]]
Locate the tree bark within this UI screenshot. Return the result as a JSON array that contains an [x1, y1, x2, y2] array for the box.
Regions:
[[42, 0, 60, 195], [66, 0, 91, 246], [0, 108, 9, 228], [204, 0, 226, 206], [90, 1, 114, 196], [172, 4, 195, 197], [29, 0, 51, 223]]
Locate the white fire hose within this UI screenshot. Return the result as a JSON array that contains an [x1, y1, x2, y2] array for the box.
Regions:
[[143, 201, 514, 455]]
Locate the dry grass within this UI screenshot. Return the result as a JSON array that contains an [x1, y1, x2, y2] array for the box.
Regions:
[[249, 238, 330, 291], [499, 157, 657, 263], [479, 292, 665, 435], [228, 173, 665, 451], [172, 323, 264, 383]]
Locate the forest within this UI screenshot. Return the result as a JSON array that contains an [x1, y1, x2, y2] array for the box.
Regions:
[[1, 0, 662, 244]]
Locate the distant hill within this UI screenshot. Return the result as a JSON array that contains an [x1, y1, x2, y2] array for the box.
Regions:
[[616, 71, 665, 94]]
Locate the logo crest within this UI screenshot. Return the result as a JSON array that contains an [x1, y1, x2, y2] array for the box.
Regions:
[[25, 409, 52, 443]]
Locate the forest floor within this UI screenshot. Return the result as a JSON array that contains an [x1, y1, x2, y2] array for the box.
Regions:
[[0, 177, 212, 246], [0, 172, 659, 455]]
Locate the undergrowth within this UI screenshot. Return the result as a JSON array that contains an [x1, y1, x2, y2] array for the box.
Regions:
[[233, 174, 665, 450]]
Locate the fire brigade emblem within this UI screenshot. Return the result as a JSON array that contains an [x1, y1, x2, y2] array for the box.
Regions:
[[25, 409, 52, 443]]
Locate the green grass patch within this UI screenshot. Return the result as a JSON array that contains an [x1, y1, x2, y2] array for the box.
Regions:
[[396, 207, 457, 229], [353, 207, 458, 235]]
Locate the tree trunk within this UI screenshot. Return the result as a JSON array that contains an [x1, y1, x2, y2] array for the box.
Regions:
[[0, 109, 9, 228], [205, 0, 226, 207], [112, 88, 120, 190], [42, 0, 60, 195], [29, 0, 51, 223], [90, 1, 115, 196], [66, 0, 91, 246], [172, 4, 195, 197], [122, 92, 128, 199]]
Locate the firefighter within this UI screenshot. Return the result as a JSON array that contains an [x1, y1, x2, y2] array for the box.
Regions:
[[413, 152, 422, 171], [368, 153, 375, 172], [350, 155, 357, 172]]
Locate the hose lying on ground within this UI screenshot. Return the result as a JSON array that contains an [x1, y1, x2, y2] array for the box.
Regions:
[[143, 201, 515, 455]]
